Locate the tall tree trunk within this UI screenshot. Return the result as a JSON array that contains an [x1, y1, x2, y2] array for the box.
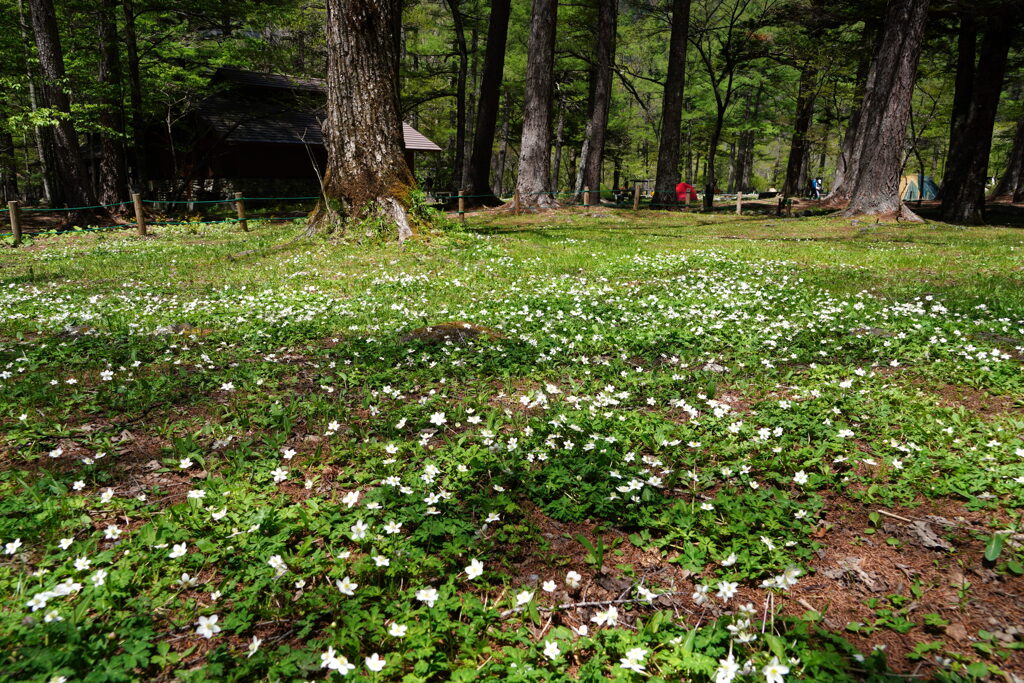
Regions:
[[446, 0, 469, 192], [97, 0, 128, 210], [552, 99, 565, 194], [993, 117, 1024, 198], [466, 0, 511, 205], [652, 0, 691, 207], [936, 9, 975, 201], [17, 0, 52, 204], [703, 103, 727, 211], [827, 18, 879, 203], [511, 0, 558, 210], [122, 0, 147, 191], [841, 0, 930, 221], [308, 0, 415, 240], [461, 26, 479, 190], [494, 90, 511, 196], [28, 0, 101, 220], [577, 0, 617, 205], [733, 84, 762, 194], [0, 128, 17, 202], [684, 123, 693, 182], [939, 19, 1012, 224], [782, 66, 816, 198]]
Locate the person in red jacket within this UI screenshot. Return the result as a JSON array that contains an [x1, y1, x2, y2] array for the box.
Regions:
[[675, 181, 697, 203]]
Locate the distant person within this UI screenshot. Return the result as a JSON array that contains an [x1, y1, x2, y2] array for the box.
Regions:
[[811, 177, 822, 200], [675, 180, 697, 203]]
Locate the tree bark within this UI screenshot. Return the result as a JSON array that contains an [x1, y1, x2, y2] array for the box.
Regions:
[[122, 0, 148, 191], [553, 98, 565, 194], [577, 0, 617, 205], [782, 66, 816, 198], [703, 99, 728, 211], [309, 0, 415, 240], [936, 9, 975, 201], [97, 0, 128, 211], [465, 0, 511, 205], [28, 0, 102, 221], [511, 0, 558, 210], [841, 0, 930, 221], [445, 0, 469, 191], [17, 0, 52, 204], [993, 117, 1024, 199], [0, 128, 17, 202], [494, 89, 511, 196], [827, 18, 879, 204], [652, 0, 691, 207], [939, 18, 1013, 224], [462, 26, 479, 190], [732, 84, 762, 194]]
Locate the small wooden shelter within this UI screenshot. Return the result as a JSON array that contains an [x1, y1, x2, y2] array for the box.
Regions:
[[147, 67, 441, 195]]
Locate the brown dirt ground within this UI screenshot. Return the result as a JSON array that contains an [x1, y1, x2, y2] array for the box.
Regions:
[[507, 499, 1024, 677]]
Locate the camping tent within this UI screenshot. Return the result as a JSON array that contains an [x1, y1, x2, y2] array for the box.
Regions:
[[899, 174, 938, 201]]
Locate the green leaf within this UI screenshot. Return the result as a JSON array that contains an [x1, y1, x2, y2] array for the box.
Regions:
[[984, 533, 1007, 562]]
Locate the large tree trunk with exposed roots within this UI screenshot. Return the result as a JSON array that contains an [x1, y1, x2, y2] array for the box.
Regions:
[[308, 0, 415, 240], [465, 0, 511, 206], [939, 17, 1013, 224], [652, 0, 691, 208], [509, 0, 558, 211], [841, 0, 930, 221], [576, 0, 617, 206]]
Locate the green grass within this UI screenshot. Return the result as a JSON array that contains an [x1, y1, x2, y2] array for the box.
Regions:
[[1, 209, 1022, 682]]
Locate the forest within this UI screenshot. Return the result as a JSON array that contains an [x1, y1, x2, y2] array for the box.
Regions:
[[3, 0, 1024, 230]]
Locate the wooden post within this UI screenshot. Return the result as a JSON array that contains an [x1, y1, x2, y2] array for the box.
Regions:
[[583, 186, 590, 206], [131, 193, 146, 236], [736, 191, 742, 215], [8, 201, 21, 247], [632, 183, 641, 211], [458, 188, 466, 222], [234, 192, 248, 231]]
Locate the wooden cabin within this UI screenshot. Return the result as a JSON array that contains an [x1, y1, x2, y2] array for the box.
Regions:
[[147, 67, 441, 197]]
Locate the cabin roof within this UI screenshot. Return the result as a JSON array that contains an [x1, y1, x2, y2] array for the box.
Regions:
[[202, 67, 441, 152]]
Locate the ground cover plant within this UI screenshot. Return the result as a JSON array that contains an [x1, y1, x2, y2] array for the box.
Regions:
[[1, 209, 1023, 682]]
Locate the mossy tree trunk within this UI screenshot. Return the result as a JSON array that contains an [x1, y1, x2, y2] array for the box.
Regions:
[[308, 0, 415, 241]]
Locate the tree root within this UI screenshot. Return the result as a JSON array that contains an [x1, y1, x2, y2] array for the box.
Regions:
[[841, 201, 923, 223], [229, 195, 414, 261]]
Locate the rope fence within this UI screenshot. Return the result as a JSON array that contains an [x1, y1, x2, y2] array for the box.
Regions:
[[3, 185, 775, 246], [2, 193, 318, 246]]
